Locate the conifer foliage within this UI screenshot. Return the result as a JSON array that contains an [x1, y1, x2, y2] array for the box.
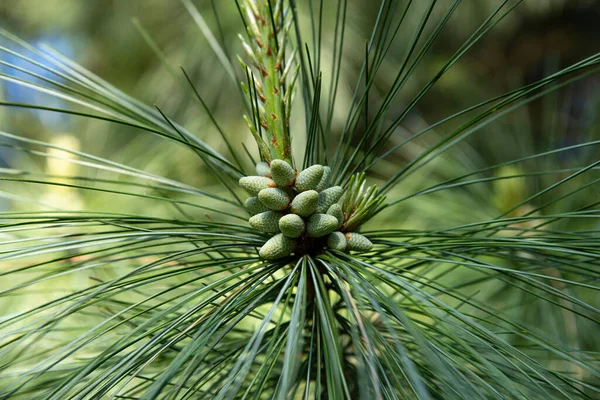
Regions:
[[0, 0, 599, 399]]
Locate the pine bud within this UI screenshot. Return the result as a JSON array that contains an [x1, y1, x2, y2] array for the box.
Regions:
[[269, 159, 296, 187], [306, 214, 338, 238], [239, 176, 277, 196], [258, 188, 290, 211], [249, 211, 282, 233], [327, 231, 347, 251], [345, 232, 373, 252], [315, 166, 331, 192], [316, 186, 344, 213], [290, 190, 318, 217], [256, 162, 271, 177], [259, 233, 296, 259], [279, 214, 305, 238], [326, 204, 344, 228], [245, 196, 269, 215], [295, 164, 324, 192]]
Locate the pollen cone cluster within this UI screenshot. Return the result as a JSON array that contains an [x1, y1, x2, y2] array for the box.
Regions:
[[240, 159, 373, 259]]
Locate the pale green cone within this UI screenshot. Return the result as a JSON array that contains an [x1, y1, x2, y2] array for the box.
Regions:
[[256, 162, 271, 177], [295, 165, 324, 192], [259, 233, 296, 260], [239, 176, 277, 196], [258, 188, 290, 211], [315, 166, 331, 192], [345, 232, 373, 252], [249, 211, 281, 233], [279, 214, 305, 238], [290, 190, 318, 217], [269, 159, 296, 187], [245, 196, 269, 215], [306, 214, 338, 238], [327, 231, 347, 251], [327, 204, 344, 229], [316, 186, 344, 213]]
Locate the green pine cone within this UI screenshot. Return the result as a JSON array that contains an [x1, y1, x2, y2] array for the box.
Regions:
[[295, 165, 324, 192], [259, 233, 296, 260], [315, 166, 331, 192], [345, 232, 373, 252], [327, 231, 347, 251], [326, 203, 344, 228], [249, 211, 282, 233], [245, 196, 269, 215], [239, 176, 277, 196], [269, 159, 296, 187], [316, 186, 344, 213], [256, 162, 271, 177], [258, 188, 290, 211], [279, 214, 305, 238], [306, 214, 338, 238], [290, 190, 318, 217]]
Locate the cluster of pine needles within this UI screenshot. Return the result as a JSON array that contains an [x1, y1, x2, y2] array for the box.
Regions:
[[0, 0, 599, 399]]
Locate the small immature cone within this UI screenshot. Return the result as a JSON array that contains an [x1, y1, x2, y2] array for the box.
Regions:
[[259, 233, 296, 259], [249, 211, 282, 233], [279, 214, 305, 238], [316, 186, 344, 213], [290, 190, 318, 217], [239, 176, 277, 196], [326, 204, 344, 229], [256, 162, 271, 177], [315, 166, 331, 192], [306, 214, 338, 238], [258, 188, 290, 211], [269, 159, 296, 187], [295, 165, 324, 192], [327, 231, 347, 251], [245, 196, 269, 215], [345, 232, 373, 252]]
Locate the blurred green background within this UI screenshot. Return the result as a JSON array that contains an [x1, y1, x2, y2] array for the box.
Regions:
[[1, 0, 599, 234], [1, 0, 598, 209]]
